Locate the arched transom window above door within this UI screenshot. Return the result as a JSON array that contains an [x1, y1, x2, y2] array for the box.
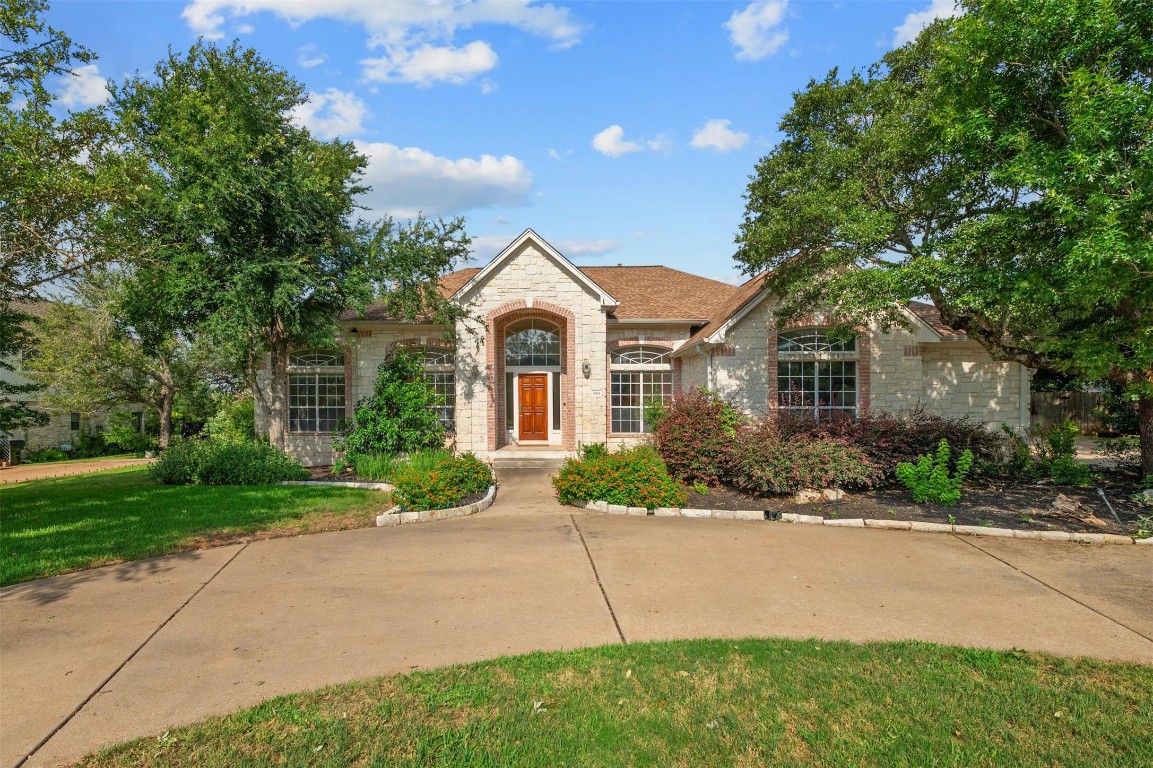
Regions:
[[505, 319, 560, 367]]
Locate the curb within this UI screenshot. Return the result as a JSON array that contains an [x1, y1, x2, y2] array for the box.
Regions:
[[581, 500, 1140, 545], [377, 485, 497, 527], [281, 480, 394, 491]]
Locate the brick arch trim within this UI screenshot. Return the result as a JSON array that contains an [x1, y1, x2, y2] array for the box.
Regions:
[[606, 338, 676, 353], [486, 301, 577, 451]]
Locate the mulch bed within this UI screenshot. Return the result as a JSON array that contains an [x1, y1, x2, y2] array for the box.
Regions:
[[684, 471, 1146, 536]]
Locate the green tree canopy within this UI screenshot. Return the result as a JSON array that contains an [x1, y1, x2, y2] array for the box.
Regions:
[[109, 43, 471, 449], [734, 0, 1153, 472]]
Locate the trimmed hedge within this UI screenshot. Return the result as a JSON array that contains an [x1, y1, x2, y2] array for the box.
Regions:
[[392, 452, 493, 512], [149, 440, 309, 485], [553, 445, 688, 509]]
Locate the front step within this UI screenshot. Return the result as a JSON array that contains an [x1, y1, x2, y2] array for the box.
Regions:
[[491, 457, 566, 470], [489, 449, 571, 471]]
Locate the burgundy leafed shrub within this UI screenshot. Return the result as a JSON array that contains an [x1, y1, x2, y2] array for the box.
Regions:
[[774, 406, 1006, 479], [651, 388, 742, 485], [729, 419, 881, 495]]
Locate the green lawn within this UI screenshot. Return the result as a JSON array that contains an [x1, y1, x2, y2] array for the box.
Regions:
[[79, 638, 1152, 767], [1, 467, 389, 585]]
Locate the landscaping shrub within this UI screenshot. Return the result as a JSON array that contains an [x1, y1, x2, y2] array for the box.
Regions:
[[651, 388, 742, 485], [333, 350, 446, 457], [149, 440, 308, 485], [895, 439, 973, 506], [391, 452, 494, 511], [204, 395, 256, 443], [25, 447, 68, 463], [775, 406, 1006, 480], [103, 411, 157, 454], [728, 419, 880, 495], [553, 445, 688, 509], [1030, 419, 1096, 486]]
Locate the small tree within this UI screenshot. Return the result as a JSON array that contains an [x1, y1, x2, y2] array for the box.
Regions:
[[333, 350, 445, 457]]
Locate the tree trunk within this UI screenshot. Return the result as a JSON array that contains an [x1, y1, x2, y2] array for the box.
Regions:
[[157, 386, 175, 449], [1139, 394, 1153, 478], [267, 335, 289, 451], [156, 359, 176, 449]]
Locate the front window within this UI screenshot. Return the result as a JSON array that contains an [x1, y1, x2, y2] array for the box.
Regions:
[[776, 330, 857, 418], [416, 348, 456, 432], [288, 350, 345, 433], [610, 345, 672, 433]]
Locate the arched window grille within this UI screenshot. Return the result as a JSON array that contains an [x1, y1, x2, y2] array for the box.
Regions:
[[288, 350, 345, 432], [776, 329, 857, 419], [610, 345, 672, 433], [414, 348, 456, 431]]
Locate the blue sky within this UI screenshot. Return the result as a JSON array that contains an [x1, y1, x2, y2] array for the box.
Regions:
[[45, 0, 957, 283]]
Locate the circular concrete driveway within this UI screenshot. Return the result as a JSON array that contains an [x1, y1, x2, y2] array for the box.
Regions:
[[3, 470, 1151, 768]]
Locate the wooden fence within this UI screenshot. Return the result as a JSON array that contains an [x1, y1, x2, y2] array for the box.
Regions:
[[1030, 391, 1105, 433]]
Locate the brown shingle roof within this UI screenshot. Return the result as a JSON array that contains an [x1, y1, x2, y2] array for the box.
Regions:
[[342, 265, 738, 322], [907, 301, 966, 338], [682, 272, 769, 348], [579, 266, 736, 320]]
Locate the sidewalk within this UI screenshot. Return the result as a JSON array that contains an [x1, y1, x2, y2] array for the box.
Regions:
[[0, 458, 152, 484], [2, 470, 1150, 767]]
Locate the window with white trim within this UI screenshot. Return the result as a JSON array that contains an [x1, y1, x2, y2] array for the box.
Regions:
[[288, 350, 345, 433], [776, 330, 857, 418], [610, 345, 672, 433], [415, 348, 456, 431]]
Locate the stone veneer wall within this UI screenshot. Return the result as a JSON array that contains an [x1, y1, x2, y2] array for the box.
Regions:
[[14, 410, 117, 454], [453, 241, 609, 457], [919, 342, 1030, 429], [681, 295, 1030, 430]]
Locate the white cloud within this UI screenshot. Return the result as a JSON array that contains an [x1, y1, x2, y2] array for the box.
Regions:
[[554, 238, 621, 257], [56, 64, 109, 108], [362, 41, 498, 86], [691, 119, 749, 152], [298, 43, 326, 68], [469, 233, 518, 262], [591, 125, 642, 158], [893, 0, 960, 46], [290, 88, 369, 140], [355, 141, 533, 218], [724, 0, 789, 61], [646, 131, 673, 153], [235, 22, 255, 33], [182, 0, 585, 84]]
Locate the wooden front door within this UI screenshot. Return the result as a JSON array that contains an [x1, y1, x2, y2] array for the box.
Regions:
[[518, 374, 549, 441]]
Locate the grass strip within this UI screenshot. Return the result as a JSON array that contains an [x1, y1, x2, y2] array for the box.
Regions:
[[1, 467, 388, 585], [80, 638, 1153, 767]]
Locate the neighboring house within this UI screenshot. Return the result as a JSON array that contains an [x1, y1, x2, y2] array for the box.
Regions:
[[268, 229, 1031, 466], [0, 302, 145, 460]]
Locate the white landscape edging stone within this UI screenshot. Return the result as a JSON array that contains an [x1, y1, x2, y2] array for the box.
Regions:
[[376, 485, 497, 527], [577, 498, 1137, 544], [281, 480, 394, 491]]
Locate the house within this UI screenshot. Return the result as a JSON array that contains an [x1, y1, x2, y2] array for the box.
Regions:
[[273, 229, 1031, 466]]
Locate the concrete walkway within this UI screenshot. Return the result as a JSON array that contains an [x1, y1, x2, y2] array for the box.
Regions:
[[0, 458, 152, 484], [2, 470, 1151, 768]]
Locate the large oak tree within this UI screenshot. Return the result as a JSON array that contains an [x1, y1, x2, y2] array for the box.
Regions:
[[735, 0, 1153, 473], [109, 43, 471, 449]]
